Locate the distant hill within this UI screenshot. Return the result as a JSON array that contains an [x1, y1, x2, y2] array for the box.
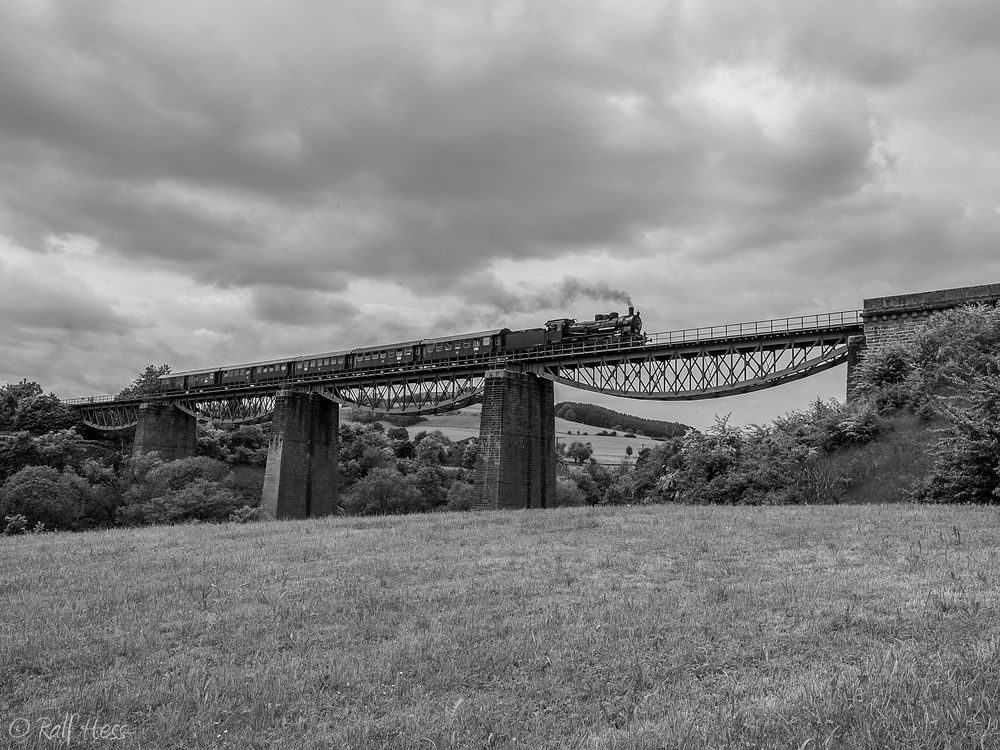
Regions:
[[554, 402, 689, 440]]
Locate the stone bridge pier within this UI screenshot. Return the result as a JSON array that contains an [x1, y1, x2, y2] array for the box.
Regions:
[[132, 391, 339, 520], [261, 390, 339, 520], [473, 366, 556, 510], [133, 403, 197, 461]]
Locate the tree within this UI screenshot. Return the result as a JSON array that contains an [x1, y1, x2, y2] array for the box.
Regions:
[[414, 465, 447, 509], [415, 433, 449, 466], [32, 429, 89, 472], [0, 380, 42, 428], [0, 432, 39, 485], [117, 364, 171, 400], [461, 439, 481, 470], [0, 380, 76, 434], [922, 371, 1000, 503], [0, 466, 80, 529], [566, 441, 594, 464], [12, 394, 77, 433]]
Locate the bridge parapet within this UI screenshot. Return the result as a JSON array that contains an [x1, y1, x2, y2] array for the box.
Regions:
[[848, 282, 1000, 396]]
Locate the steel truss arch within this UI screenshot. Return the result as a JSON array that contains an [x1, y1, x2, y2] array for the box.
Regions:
[[77, 402, 140, 431], [542, 334, 851, 400], [315, 371, 486, 415], [173, 393, 277, 424]]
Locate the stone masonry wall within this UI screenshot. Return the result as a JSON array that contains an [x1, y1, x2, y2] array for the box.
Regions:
[[847, 282, 1000, 397], [261, 390, 338, 520], [132, 403, 196, 460], [473, 368, 556, 510]]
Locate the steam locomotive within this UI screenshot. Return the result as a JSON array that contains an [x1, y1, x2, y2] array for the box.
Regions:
[[157, 307, 643, 393]]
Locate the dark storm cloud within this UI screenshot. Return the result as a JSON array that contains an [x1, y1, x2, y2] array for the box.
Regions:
[[2, 0, 1000, 403], [2, 0, 997, 296], [0, 1, 702, 290]]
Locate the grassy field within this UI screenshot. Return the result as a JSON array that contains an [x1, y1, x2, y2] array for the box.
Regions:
[[3, 504, 1000, 749]]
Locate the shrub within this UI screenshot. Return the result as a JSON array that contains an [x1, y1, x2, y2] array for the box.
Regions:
[[3, 514, 27, 535], [852, 345, 921, 410], [445, 481, 475, 511], [555, 475, 586, 506], [0, 466, 80, 529], [229, 505, 261, 523], [138, 479, 245, 525], [342, 467, 423, 515], [143, 456, 231, 499], [921, 372, 1000, 504]]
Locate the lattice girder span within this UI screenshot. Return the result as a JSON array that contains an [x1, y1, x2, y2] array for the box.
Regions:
[[543, 333, 851, 400]]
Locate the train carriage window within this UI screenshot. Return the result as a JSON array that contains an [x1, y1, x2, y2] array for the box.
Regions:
[[482, 337, 491, 346], [464, 340, 471, 348], [380, 351, 386, 359]]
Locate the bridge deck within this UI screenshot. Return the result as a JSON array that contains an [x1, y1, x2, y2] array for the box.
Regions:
[[65, 310, 863, 406]]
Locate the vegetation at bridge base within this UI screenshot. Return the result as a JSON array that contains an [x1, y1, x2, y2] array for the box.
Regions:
[[552, 303, 1000, 508], [3, 504, 1000, 748], [0, 384, 479, 531], [337, 421, 479, 515], [5, 302, 1000, 534]]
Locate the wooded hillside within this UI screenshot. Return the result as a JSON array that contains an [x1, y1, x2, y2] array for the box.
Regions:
[[554, 401, 689, 439]]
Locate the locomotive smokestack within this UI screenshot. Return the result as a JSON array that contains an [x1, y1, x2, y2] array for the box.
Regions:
[[628, 305, 634, 316]]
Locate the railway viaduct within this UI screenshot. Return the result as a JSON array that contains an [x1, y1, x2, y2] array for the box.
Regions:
[[67, 281, 1000, 518]]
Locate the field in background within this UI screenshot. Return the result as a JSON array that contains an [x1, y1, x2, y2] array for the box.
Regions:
[[382, 405, 658, 465], [4, 504, 1000, 749]]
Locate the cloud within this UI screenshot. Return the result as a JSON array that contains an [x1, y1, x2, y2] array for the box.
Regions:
[[249, 287, 360, 326], [0, 252, 133, 335], [0, 0, 998, 428]]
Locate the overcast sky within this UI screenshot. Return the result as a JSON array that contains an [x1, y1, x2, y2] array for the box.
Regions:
[[1, 0, 998, 429]]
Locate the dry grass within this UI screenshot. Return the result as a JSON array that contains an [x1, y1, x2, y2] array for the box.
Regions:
[[3, 504, 1000, 749], [813, 413, 940, 504]]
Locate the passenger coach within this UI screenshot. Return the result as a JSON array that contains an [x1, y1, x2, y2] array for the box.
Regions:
[[156, 308, 643, 394]]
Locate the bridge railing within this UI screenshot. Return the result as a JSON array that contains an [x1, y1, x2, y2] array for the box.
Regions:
[[63, 394, 126, 406], [643, 309, 862, 347]]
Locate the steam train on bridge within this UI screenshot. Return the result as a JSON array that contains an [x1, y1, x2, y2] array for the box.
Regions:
[[157, 307, 643, 394]]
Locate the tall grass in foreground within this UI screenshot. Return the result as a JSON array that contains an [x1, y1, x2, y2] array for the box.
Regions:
[[2, 505, 1000, 749]]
